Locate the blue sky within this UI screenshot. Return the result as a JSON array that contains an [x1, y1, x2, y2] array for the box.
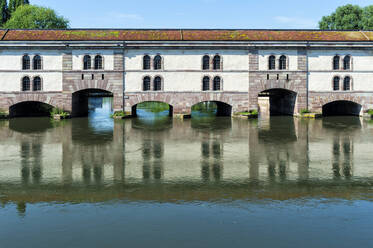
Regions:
[[32, 0, 372, 29]]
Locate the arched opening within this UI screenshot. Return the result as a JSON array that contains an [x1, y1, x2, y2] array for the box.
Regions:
[[131, 101, 173, 118], [202, 55, 210, 70], [258, 89, 297, 116], [33, 55, 42, 70], [333, 55, 340, 70], [322, 101, 362, 116], [83, 55, 91, 70], [9, 101, 53, 118], [269, 55, 276, 70], [279, 55, 287, 70], [191, 101, 232, 117], [143, 55, 151, 70], [72, 89, 113, 117]]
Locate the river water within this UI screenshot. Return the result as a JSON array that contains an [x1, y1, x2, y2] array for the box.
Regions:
[[0, 97, 373, 248]]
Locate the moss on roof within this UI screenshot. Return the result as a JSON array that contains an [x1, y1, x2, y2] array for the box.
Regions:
[[1, 29, 372, 41]]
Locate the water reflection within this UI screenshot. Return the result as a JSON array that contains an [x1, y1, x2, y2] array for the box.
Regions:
[[0, 99, 373, 208]]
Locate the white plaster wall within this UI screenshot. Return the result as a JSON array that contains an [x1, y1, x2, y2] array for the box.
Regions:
[[0, 72, 62, 92], [308, 49, 373, 71], [125, 49, 249, 71], [72, 50, 114, 70], [258, 49, 298, 71], [0, 50, 63, 71], [309, 72, 373, 91], [125, 72, 248, 92]]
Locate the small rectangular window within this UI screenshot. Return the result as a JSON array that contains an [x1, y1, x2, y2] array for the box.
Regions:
[[82, 74, 84, 80], [277, 74, 279, 80], [92, 74, 94, 80], [286, 74, 289, 80], [267, 74, 269, 80], [102, 74, 104, 80]]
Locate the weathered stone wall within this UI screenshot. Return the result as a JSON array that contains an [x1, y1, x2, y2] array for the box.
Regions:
[[124, 92, 249, 115]]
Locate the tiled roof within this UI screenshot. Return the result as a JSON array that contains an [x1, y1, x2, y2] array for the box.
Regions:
[[1, 29, 372, 42]]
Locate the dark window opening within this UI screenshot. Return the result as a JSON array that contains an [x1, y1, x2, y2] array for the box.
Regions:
[[83, 55, 91, 70], [202, 76, 210, 91], [102, 74, 105, 80], [92, 74, 94, 80], [22, 77, 30, 91], [267, 74, 269, 80], [143, 55, 151, 70], [33, 77, 41, 91], [143, 77, 151, 91], [94, 55, 103, 70], [203, 55, 210, 70], [154, 55, 162, 70], [33, 55, 42, 70], [22, 55, 30, 70], [213, 55, 221, 70], [343, 77, 351, 91], [269, 55, 276, 70], [279, 55, 287, 70], [333, 55, 340, 70], [154, 77, 162, 91], [82, 74, 84, 80], [333, 76, 340, 91], [213, 76, 221, 91], [343, 55, 351, 70]]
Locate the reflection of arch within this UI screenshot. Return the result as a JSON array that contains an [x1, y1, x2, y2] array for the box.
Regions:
[[9, 101, 54, 118], [131, 101, 173, 118], [322, 100, 362, 116], [9, 116, 53, 132], [258, 88, 297, 116]]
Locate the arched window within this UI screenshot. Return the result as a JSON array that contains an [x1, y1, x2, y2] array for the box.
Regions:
[[343, 55, 351, 70], [143, 76, 151, 91], [213, 76, 221, 91], [154, 55, 162, 70], [154, 76, 162, 91], [333, 55, 340, 70], [22, 77, 30, 91], [33, 55, 42, 70], [343, 76, 351, 91], [333, 76, 340, 91], [202, 76, 210, 91], [143, 55, 151, 70], [94, 55, 103, 70], [22, 55, 30, 70], [213, 55, 221, 70], [269, 55, 276, 70], [279, 55, 287, 70], [83, 55, 91, 70], [203, 55, 210, 70], [33, 77, 42, 91]]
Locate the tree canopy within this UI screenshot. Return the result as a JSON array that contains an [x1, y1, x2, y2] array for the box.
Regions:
[[0, 0, 8, 25], [3, 4, 69, 29], [8, 0, 29, 14], [319, 4, 373, 30]]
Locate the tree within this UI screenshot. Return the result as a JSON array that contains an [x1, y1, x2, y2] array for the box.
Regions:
[[361, 5, 373, 30], [319, 4, 363, 30], [4, 5, 69, 29], [8, 0, 29, 14], [0, 0, 8, 25]]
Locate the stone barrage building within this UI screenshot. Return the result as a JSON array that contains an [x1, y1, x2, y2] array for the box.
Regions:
[[0, 29, 372, 117]]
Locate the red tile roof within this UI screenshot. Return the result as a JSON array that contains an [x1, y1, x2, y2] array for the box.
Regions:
[[1, 29, 372, 42]]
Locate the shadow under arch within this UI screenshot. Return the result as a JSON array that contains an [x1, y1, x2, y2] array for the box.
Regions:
[[9, 101, 54, 118], [322, 100, 362, 116], [72, 88, 113, 117], [258, 88, 297, 116], [131, 116, 173, 132], [191, 101, 232, 117], [131, 101, 173, 118]]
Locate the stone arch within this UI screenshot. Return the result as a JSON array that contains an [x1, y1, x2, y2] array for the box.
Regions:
[[258, 88, 297, 116], [71, 88, 114, 117], [8, 94, 58, 108], [9, 98, 56, 118], [68, 80, 113, 93], [131, 100, 173, 117], [318, 94, 363, 107], [322, 100, 362, 116]]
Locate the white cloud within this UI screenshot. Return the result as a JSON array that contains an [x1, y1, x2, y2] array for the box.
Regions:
[[274, 16, 318, 28], [109, 12, 144, 21]]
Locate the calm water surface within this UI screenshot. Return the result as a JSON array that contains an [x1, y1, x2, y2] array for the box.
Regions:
[[1, 97, 373, 248]]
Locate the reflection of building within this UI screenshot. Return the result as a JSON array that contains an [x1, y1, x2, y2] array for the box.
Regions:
[[1, 117, 373, 212]]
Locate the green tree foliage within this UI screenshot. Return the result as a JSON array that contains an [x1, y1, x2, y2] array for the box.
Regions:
[[361, 6, 373, 30], [4, 5, 69, 29], [0, 0, 8, 25], [8, 0, 29, 14], [319, 4, 363, 30]]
